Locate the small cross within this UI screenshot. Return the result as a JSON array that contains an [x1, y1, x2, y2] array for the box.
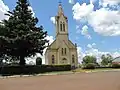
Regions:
[[59, 0, 62, 5]]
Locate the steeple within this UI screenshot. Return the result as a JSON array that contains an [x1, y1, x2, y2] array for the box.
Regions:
[[55, 1, 68, 40], [58, 1, 64, 16]]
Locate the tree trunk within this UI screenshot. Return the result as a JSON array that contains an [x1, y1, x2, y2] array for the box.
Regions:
[[19, 56, 25, 66]]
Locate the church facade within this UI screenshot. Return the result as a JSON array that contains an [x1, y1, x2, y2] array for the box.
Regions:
[[45, 3, 78, 67]]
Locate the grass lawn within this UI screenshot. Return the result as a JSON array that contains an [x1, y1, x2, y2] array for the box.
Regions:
[[74, 68, 120, 73], [38, 68, 120, 75]]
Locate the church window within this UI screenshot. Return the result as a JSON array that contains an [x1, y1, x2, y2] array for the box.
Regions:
[[60, 21, 62, 31], [62, 48, 64, 55], [63, 22, 65, 31], [65, 48, 67, 55], [72, 55, 75, 63], [52, 55, 55, 64]]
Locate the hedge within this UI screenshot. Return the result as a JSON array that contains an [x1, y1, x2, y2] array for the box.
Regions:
[[0, 65, 71, 76], [112, 63, 120, 68], [82, 63, 96, 69]]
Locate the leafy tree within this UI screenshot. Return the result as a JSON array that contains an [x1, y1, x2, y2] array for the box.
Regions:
[[36, 57, 42, 65], [0, 0, 48, 65], [82, 55, 97, 65], [101, 54, 113, 66]]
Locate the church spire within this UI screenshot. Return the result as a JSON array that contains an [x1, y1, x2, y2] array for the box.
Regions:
[[58, 0, 64, 16]]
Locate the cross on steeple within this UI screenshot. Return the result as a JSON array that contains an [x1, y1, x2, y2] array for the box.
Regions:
[[58, 0, 62, 5], [58, 0, 63, 15]]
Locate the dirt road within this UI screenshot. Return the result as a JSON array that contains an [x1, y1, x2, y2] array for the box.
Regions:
[[0, 71, 120, 90]]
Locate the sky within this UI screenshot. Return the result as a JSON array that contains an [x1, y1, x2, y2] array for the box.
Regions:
[[0, 0, 120, 64]]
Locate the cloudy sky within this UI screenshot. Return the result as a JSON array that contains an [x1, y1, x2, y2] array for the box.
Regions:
[[1, 0, 120, 64]]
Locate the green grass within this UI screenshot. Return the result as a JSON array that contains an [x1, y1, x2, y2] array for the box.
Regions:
[[75, 68, 120, 72]]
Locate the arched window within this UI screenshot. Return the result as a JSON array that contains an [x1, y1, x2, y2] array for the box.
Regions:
[[60, 21, 62, 31], [63, 22, 65, 31], [72, 55, 75, 63], [65, 48, 67, 55], [62, 48, 64, 55], [52, 55, 55, 64]]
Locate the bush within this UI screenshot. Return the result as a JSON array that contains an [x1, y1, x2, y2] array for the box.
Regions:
[[112, 63, 120, 68], [36, 57, 42, 65], [0, 65, 71, 76], [82, 63, 96, 69]]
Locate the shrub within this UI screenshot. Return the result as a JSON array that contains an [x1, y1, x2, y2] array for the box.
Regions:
[[0, 65, 71, 76], [82, 63, 96, 69], [112, 63, 120, 68], [36, 57, 42, 65]]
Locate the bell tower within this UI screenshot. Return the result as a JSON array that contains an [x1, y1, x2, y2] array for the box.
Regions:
[[55, 2, 68, 40], [45, 1, 78, 68]]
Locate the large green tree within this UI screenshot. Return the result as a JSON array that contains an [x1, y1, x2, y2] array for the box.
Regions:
[[101, 54, 113, 66], [0, 0, 48, 65], [82, 55, 97, 65]]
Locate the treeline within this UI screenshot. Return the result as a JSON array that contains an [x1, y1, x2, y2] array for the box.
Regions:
[[80, 54, 120, 69]]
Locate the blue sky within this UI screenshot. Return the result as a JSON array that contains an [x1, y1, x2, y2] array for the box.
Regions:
[[1, 0, 120, 63]]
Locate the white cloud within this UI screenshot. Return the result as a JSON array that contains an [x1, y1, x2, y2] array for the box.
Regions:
[[77, 46, 86, 63], [100, 0, 120, 7], [87, 44, 93, 48], [87, 43, 96, 49], [76, 25, 79, 29], [90, 0, 97, 3], [112, 52, 120, 58], [0, 0, 9, 21], [28, 6, 35, 17], [69, 0, 75, 5], [72, 1, 120, 36], [85, 48, 110, 62], [81, 25, 92, 39], [88, 8, 120, 36], [92, 43, 96, 46], [50, 17, 55, 24], [0, 1, 35, 22], [72, 2, 94, 21]]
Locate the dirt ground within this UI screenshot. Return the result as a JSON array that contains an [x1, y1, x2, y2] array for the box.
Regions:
[[0, 71, 120, 90]]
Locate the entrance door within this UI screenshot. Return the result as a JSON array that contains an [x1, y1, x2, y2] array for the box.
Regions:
[[62, 58, 67, 64]]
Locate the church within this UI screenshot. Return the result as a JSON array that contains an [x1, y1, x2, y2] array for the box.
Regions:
[[45, 3, 78, 67]]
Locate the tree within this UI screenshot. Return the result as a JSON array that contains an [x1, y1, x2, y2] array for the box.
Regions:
[[82, 55, 97, 65], [0, 0, 48, 65], [101, 54, 113, 66], [82, 55, 98, 69], [36, 57, 42, 65]]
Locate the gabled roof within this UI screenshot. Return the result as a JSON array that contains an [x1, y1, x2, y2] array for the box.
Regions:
[[68, 40, 76, 49], [45, 39, 76, 52]]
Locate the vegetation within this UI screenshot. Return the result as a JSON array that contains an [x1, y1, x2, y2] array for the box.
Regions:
[[0, 65, 71, 76], [82, 55, 97, 65], [0, 0, 48, 65], [112, 63, 120, 68], [82, 55, 98, 69], [83, 63, 96, 69], [101, 54, 113, 67], [36, 57, 42, 65]]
